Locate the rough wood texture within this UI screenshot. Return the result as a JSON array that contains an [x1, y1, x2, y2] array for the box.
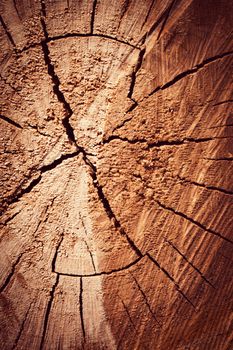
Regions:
[[0, 0, 232, 349]]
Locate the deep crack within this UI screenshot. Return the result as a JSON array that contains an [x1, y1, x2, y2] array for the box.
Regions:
[[147, 253, 196, 309], [79, 277, 86, 340], [39, 274, 59, 350], [156, 199, 233, 245]]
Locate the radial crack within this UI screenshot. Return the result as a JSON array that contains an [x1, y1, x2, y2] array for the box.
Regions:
[[39, 274, 60, 350], [213, 99, 233, 106], [91, 0, 97, 34], [128, 48, 146, 100], [0, 15, 16, 48], [204, 157, 233, 161], [120, 0, 131, 21], [119, 297, 136, 329], [40, 1, 76, 144], [165, 239, 215, 288], [13, 0, 22, 20], [79, 277, 86, 340], [177, 174, 233, 196], [157, 0, 177, 40], [51, 231, 64, 273], [103, 134, 222, 147], [130, 273, 161, 326], [1, 151, 80, 215], [0, 253, 24, 293], [140, 0, 176, 45], [12, 301, 33, 349], [149, 50, 233, 97], [79, 214, 97, 273], [83, 155, 143, 258], [140, 0, 156, 30], [147, 253, 196, 308], [0, 114, 23, 129], [155, 199, 233, 245]]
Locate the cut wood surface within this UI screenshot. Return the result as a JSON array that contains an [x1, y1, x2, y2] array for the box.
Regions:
[[0, 0, 232, 349]]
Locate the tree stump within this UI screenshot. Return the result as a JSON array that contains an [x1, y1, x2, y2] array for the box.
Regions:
[[0, 0, 232, 349]]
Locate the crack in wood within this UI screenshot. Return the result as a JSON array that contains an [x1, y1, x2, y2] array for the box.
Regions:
[[204, 157, 233, 161], [149, 50, 233, 97], [213, 99, 233, 106], [0, 114, 23, 129], [140, 0, 176, 45], [112, 51, 233, 131], [1, 151, 80, 215], [176, 174, 233, 196], [147, 253, 196, 309], [18, 32, 140, 54], [140, 0, 156, 30], [164, 239, 215, 288], [12, 301, 33, 349], [79, 277, 86, 340], [90, 0, 97, 34], [0, 15, 16, 49], [40, 10, 76, 145], [55, 255, 144, 277], [130, 273, 161, 327], [39, 274, 60, 350], [128, 48, 146, 101], [103, 134, 227, 147], [12, 0, 22, 21], [0, 253, 24, 293], [155, 199, 233, 245], [51, 231, 64, 273], [157, 0, 178, 40], [80, 213, 97, 273], [119, 296, 136, 330], [120, 0, 131, 21]]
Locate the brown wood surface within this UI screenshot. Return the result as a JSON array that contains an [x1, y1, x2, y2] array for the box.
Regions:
[[0, 0, 233, 349]]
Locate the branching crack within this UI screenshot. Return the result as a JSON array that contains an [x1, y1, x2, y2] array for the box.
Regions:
[[165, 239, 215, 288], [147, 253, 196, 308], [130, 273, 161, 326], [79, 277, 86, 340], [177, 174, 233, 196], [0, 114, 22, 129], [155, 199, 233, 245], [40, 1, 76, 144], [112, 50, 233, 131], [0, 253, 24, 293], [40, 274, 60, 350]]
